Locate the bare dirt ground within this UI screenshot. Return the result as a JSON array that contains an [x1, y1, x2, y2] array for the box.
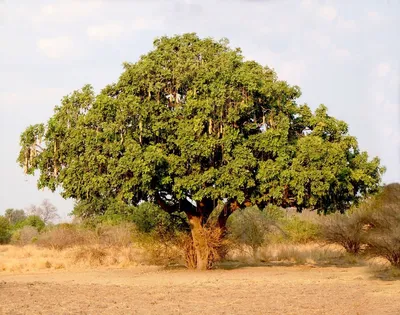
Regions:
[[1, 265, 400, 315]]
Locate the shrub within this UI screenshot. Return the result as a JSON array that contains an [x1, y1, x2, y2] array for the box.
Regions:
[[366, 226, 400, 267], [11, 226, 39, 245], [281, 215, 320, 244], [4, 209, 26, 225], [72, 246, 107, 266], [227, 206, 276, 256], [36, 226, 94, 250], [319, 211, 366, 254], [137, 230, 183, 266], [96, 223, 135, 247], [14, 215, 46, 232], [364, 183, 400, 267], [0, 216, 11, 244]]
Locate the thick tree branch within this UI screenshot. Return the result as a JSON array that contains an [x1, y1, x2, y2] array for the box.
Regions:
[[154, 193, 196, 215]]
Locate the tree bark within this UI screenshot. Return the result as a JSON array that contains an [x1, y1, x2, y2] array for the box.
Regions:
[[188, 214, 209, 270]]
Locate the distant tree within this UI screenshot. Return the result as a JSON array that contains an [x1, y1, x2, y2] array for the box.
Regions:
[[17, 33, 384, 269], [27, 199, 59, 224], [19, 215, 46, 232], [0, 216, 11, 244], [4, 208, 26, 225]]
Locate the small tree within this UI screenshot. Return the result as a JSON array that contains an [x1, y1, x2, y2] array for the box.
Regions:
[[4, 208, 26, 225], [364, 183, 400, 267], [18, 215, 46, 232], [319, 211, 366, 254], [0, 216, 12, 244], [228, 206, 275, 257], [27, 199, 59, 224]]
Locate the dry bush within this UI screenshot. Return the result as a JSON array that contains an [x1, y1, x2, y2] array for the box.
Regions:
[[96, 223, 136, 247], [263, 243, 350, 265], [137, 231, 183, 266], [0, 244, 145, 273], [366, 227, 400, 268], [363, 184, 400, 267], [228, 207, 276, 257], [178, 226, 227, 269], [11, 226, 39, 245], [361, 184, 400, 268], [36, 227, 96, 250], [72, 246, 107, 266], [227, 243, 348, 266], [319, 211, 366, 254]]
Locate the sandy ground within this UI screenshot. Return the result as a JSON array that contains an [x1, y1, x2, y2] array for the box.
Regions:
[[1, 265, 400, 315]]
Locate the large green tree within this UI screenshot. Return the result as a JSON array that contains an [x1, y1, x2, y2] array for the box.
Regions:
[[18, 33, 384, 269]]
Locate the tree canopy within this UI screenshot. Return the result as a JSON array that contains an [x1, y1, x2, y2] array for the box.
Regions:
[[4, 208, 26, 225], [18, 33, 384, 269]]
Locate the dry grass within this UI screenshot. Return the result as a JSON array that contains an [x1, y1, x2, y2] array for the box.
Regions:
[[0, 244, 145, 273], [227, 243, 355, 266]]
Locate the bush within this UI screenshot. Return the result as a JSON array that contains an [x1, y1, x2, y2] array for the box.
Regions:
[[364, 183, 400, 267], [227, 206, 276, 256], [96, 223, 136, 247], [281, 215, 320, 244], [136, 230, 183, 266], [0, 216, 11, 244], [319, 210, 366, 254], [36, 226, 94, 250], [14, 215, 46, 232], [11, 226, 39, 245]]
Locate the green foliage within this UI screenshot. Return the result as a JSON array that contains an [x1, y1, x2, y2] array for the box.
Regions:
[[4, 209, 26, 225], [14, 215, 46, 232], [263, 204, 286, 221], [0, 216, 12, 244], [228, 206, 275, 255], [18, 33, 384, 221], [281, 215, 320, 244], [131, 202, 187, 234], [10, 226, 39, 245]]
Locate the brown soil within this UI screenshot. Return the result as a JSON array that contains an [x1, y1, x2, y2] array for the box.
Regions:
[[1, 265, 400, 315]]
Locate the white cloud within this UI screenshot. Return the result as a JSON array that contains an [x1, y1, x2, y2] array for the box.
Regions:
[[318, 5, 337, 21], [317, 35, 331, 49], [389, 72, 399, 89], [0, 88, 68, 113], [39, 1, 103, 20], [376, 63, 391, 77], [374, 92, 385, 105], [131, 17, 164, 31], [337, 18, 358, 31], [278, 60, 307, 86], [367, 11, 384, 23], [301, 0, 313, 9], [383, 103, 399, 114], [334, 48, 351, 58], [87, 23, 125, 41], [383, 127, 400, 146], [37, 36, 74, 59]]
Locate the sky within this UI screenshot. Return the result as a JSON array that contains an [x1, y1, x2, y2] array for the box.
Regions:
[[0, 0, 399, 221]]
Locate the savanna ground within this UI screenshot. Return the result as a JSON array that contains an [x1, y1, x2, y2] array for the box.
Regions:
[[1, 244, 400, 315]]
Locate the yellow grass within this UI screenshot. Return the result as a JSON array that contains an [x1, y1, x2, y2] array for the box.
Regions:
[[227, 242, 355, 265], [0, 244, 146, 273]]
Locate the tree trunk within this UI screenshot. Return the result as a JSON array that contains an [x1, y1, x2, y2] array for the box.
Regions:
[[188, 214, 209, 270]]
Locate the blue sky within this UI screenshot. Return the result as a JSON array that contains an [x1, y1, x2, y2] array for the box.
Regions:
[[0, 0, 399, 221]]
